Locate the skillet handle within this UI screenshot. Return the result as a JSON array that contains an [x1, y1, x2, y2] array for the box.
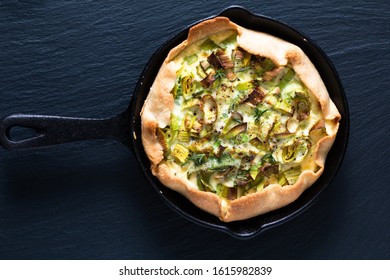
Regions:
[[0, 110, 132, 150]]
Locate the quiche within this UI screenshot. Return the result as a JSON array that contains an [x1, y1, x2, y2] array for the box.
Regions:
[[140, 17, 341, 222]]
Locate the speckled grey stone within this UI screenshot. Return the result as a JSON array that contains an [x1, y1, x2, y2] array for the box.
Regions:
[[0, 0, 389, 259]]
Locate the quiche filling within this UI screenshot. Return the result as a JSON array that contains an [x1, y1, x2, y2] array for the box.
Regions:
[[156, 30, 328, 201]]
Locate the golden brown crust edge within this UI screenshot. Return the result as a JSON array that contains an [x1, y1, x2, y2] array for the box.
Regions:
[[140, 17, 341, 222]]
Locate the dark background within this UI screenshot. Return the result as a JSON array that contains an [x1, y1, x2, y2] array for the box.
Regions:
[[0, 0, 389, 259]]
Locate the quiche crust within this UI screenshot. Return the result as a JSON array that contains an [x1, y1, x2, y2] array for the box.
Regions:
[[141, 17, 340, 222]]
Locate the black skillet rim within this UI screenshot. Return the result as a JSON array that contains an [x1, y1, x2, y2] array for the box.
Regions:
[[129, 6, 350, 239]]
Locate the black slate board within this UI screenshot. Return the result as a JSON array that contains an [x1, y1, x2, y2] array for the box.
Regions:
[[0, 0, 389, 259]]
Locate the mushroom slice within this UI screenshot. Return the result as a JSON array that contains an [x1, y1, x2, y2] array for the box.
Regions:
[[286, 117, 299, 133], [215, 49, 236, 81], [263, 66, 284, 82], [244, 87, 265, 105], [216, 49, 234, 69], [200, 70, 216, 88], [207, 52, 222, 69], [261, 163, 279, 177], [294, 92, 311, 120], [201, 95, 218, 124]]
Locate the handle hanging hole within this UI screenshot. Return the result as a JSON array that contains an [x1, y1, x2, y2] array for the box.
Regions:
[[8, 126, 39, 142]]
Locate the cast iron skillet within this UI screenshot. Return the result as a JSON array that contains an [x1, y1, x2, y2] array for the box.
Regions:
[[0, 6, 349, 239]]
